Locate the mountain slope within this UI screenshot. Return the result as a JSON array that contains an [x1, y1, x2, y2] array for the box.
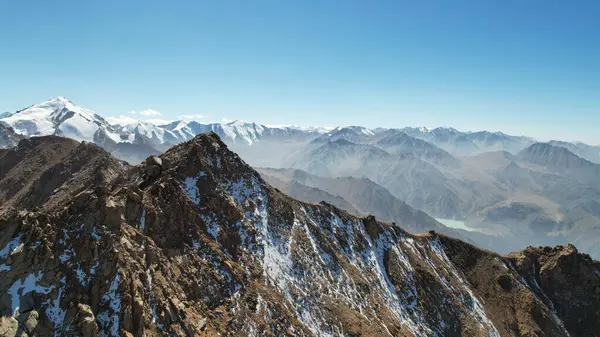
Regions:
[[256, 171, 362, 215], [374, 130, 460, 168], [549, 140, 600, 164], [0, 136, 127, 212], [290, 138, 392, 177], [258, 167, 461, 236], [257, 168, 559, 258], [0, 133, 597, 336], [289, 139, 469, 218], [466, 131, 534, 154], [401, 127, 481, 156], [519, 143, 600, 187]]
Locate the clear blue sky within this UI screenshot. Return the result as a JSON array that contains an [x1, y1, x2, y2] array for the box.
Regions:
[[1, 0, 599, 143]]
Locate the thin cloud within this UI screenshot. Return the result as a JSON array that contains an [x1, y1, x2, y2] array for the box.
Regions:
[[145, 118, 173, 125], [178, 114, 204, 121], [105, 114, 173, 126], [105, 115, 139, 125], [128, 109, 162, 116]]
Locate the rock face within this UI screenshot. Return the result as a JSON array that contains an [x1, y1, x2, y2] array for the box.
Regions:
[[507, 244, 600, 336], [143, 156, 163, 180], [0, 133, 598, 336]]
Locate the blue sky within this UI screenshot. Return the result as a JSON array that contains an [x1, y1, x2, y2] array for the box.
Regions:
[[1, 0, 599, 143]]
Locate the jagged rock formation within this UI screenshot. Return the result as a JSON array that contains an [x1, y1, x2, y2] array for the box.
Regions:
[[0, 134, 598, 336]]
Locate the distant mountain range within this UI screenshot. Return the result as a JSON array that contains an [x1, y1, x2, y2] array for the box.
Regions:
[[3, 96, 599, 163], [283, 126, 600, 258]]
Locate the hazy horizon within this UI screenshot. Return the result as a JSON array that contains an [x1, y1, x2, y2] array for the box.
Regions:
[[2, 95, 599, 146]]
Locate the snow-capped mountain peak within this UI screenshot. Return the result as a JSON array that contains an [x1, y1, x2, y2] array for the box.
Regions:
[[0, 96, 119, 143], [330, 125, 375, 136], [171, 120, 190, 131]]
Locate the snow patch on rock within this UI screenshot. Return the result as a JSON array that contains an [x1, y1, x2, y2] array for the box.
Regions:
[[97, 272, 123, 337], [8, 271, 53, 316], [0, 234, 22, 259]]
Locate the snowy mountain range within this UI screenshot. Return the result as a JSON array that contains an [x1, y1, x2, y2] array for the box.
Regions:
[[0, 97, 328, 153], [2, 96, 600, 164], [1, 97, 121, 143]]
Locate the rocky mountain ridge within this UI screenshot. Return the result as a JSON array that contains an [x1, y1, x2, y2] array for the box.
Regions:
[[0, 133, 598, 336]]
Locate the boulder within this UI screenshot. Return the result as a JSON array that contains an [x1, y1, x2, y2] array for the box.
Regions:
[[75, 303, 99, 337], [144, 156, 163, 179]]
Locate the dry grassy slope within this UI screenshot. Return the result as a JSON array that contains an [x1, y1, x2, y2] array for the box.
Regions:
[[0, 133, 597, 337], [0, 136, 127, 212]]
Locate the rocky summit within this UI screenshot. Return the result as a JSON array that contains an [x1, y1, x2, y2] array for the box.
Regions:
[[0, 133, 599, 337]]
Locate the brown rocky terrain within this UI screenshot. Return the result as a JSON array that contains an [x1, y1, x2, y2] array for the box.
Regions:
[[0, 133, 598, 336]]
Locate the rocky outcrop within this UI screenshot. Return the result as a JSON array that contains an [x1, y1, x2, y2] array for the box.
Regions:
[[143, 156, 163, 179], [74, 304, 99, 337], [508, 244, 600, 335], [0, 133, 598, 336]]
